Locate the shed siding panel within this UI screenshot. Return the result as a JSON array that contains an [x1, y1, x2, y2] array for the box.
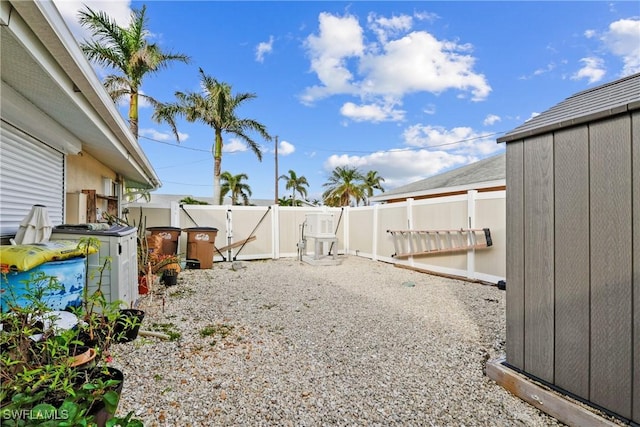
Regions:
[[506, 141, 525, 369], [589, 115, 633, 418], [523, 134, 555, 382], [632, 111, 640, 424], [554, 126, 590, 398]]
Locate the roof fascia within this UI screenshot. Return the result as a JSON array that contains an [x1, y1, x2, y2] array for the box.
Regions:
[[370, 179, 506, 202], [498, 101, 639, 143]]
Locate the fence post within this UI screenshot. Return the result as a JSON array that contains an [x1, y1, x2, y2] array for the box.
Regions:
[[226, 206, 233, 261], [371, 204, 378, 261], [170, 201, 180, 228], [406, 198, 414, 267], [342, 206, 349, 256], [272, 204, 279, 259]]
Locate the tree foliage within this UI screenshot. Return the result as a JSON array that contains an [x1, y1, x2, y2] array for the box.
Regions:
[[179, 196, 209, 205], [322, 166, 385, 207], [279, 170, 309, 206], [78, 5, 189, 139], [220, 171, 252, 205], [362, 170, 386, 206], [152, 68, 271, 205]]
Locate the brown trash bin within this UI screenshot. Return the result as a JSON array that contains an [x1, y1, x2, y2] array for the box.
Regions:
[[185, 227, 218, 269], [146, 227, 182, 256]]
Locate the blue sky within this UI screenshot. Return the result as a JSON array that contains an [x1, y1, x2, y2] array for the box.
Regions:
[[54, 1, 640, 202]]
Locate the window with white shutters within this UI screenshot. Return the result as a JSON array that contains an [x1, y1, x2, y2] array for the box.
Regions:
[[0, 121, 64, 238]]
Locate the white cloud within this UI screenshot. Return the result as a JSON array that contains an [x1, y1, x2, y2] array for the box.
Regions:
[[584, 29, 597, 39], [358, 32, 490, 101], [571, 57, 606, 83], [402, 124, 502, 157], [483, 114, 501, 126], [602, 18, 640, 76], [54, 0, 132, 41], [324, 149, 471, 190], [525, 112, 540, 122], [414, 11, 439, 23], [301, 12, 364, 104], [256, 36, 274, 63], [323, 123, 503, 189], [223, 139, 248, 153], [340, 101, 405, 122], [139, 128, 188, 142], [533, 62, 556, 76], [279, 140, 295, 156], [367, 12, 413, 44], [301, 11, 491, 113], [423, 104, 436, 115], [264, 140, 295, 155]]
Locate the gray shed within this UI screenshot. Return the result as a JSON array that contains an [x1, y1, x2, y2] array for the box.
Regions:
[[496, 73, 640, 423]]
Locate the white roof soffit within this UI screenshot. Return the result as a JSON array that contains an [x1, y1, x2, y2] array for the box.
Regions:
[[370, 179, 506, 202], [1, 81, 83, 154], [1, 0, 160, 190]]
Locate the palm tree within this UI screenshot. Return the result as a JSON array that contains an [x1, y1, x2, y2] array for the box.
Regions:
[[322, 166, 365, 207], [153, 68, 271, 205], [362, 170, 385, 206], [78, 5, 190, 139], [124, 187, 151, 203], [220, 171, 252, 205], [279, 170, 309, 207]]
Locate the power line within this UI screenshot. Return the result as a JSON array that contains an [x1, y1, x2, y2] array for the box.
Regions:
[[155, 158, 210, 170], [140, 131, 506, 156], [161, 179, 212, 187], [139, 135, 211, 152], [294, 131, 507, 153]]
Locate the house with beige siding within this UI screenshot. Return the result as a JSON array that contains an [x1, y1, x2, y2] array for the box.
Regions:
[[0, 0, 159, 242]]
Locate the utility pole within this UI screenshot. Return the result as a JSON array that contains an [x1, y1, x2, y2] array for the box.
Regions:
[[274, 135, 279, 205]]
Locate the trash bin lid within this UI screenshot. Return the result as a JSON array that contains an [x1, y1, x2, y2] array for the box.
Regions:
[[184, 227, 218, 231], [147, 226, 182, 231]]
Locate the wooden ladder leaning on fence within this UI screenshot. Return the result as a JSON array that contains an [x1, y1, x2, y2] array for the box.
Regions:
[[387, 228, 493, 258]]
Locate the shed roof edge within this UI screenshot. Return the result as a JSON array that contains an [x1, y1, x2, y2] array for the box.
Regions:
[[497, 102, 638, 143]]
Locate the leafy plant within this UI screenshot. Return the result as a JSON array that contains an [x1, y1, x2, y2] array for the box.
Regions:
[[0, 274, 80, 403], [106, 411, 144, 427], [0, 273, 123, 425], [148, 253, 180, 275], [0, 237, 144, 426]]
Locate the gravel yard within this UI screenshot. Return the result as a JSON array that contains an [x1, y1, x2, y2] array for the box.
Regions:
[[110, 256, 562, 426]]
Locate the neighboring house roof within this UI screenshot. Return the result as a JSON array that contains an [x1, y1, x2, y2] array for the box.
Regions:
[[370, 152, 505, 203], [0, 0, 160, 189], [498, 73, 640, 143]]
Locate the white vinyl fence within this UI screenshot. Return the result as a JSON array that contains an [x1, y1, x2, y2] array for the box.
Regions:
[[125, 190, 505, 283]]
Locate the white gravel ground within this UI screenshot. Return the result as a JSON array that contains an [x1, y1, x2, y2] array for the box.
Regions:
[[109, 256, 564, 426]]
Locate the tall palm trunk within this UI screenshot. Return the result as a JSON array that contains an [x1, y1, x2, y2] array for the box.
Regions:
[[213, 129, 224, 204], [129, 91, 139, 139]]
